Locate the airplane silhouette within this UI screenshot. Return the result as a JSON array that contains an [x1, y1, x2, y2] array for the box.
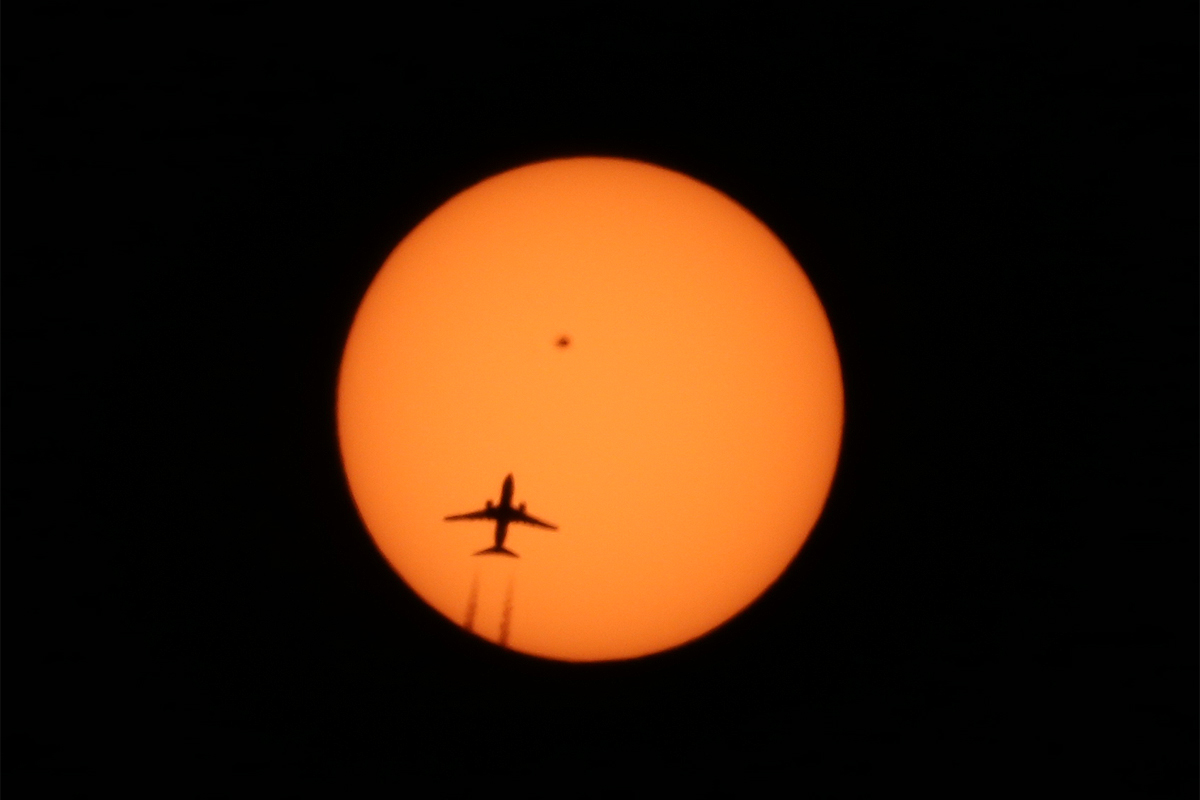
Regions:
[[444, 474, 557, 557]]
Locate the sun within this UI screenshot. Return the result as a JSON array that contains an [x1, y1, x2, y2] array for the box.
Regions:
[[337, 157, 843, 661]]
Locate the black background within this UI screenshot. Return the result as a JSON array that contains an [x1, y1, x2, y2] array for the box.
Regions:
[[7, 4, 1195, 795]]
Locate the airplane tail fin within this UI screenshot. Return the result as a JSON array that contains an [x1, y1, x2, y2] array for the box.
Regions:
[[474, 546, 519, 558]]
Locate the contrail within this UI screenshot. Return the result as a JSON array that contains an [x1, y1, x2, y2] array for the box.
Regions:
[[463, 570, 480, 632], [498, 575, 515, 648]]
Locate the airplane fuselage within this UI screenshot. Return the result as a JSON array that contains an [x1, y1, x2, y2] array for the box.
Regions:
[[498, 474, 514, 511], [487, 475, 517, 549]]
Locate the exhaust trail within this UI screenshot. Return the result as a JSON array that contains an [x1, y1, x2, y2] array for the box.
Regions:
[[498, 575, 515, 648], [463, 570, 480, 632]]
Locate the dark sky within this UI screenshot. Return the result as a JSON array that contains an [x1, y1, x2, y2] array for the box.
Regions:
[[7, 5, 1195, 794]]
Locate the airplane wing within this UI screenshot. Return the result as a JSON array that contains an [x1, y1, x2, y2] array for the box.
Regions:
[[511, 509, 557, 530], [444, 508, 493, 521]]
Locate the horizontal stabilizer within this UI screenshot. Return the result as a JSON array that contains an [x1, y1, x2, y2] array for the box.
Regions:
[[474, 546, 519, 558]]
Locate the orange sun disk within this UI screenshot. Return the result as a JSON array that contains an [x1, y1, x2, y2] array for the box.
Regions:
[[337, 157, 843, 661]]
